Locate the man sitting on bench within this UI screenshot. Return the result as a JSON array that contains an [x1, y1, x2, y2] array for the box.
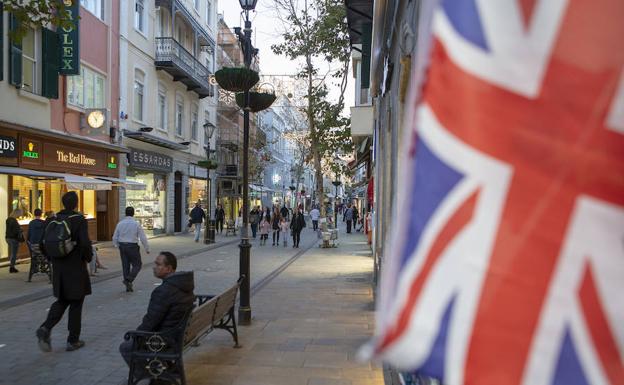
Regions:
[[119, 252, 194, 382]]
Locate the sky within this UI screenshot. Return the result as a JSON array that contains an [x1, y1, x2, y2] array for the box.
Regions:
[[217, 0, 355, 112]]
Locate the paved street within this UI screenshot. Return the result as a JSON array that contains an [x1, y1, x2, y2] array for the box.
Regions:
[[0, 223, 381, 385]]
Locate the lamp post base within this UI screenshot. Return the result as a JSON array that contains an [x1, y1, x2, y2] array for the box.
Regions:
[[238, 240, 252, 325]]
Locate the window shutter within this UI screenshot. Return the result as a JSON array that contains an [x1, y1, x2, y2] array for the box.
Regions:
[[0, 2, 4, 82], [8, 13, 22, 87], [41, 28, 60, 99]]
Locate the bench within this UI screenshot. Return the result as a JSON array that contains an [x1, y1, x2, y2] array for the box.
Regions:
[[27, 243, 51, 283], [225, 219, 237, 236], [123, 278, 243, 385]]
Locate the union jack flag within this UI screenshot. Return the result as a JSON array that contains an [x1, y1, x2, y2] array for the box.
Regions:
[[366, 1, 624, 384]]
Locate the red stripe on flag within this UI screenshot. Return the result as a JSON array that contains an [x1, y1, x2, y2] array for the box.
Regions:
[[578, 263, 624, 385], [377, 189, 480, 353]]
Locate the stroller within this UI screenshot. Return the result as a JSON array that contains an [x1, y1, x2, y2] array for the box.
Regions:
[[27, 242, 51, 283]]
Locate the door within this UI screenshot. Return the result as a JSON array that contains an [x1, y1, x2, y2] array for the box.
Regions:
[[96, 190, 108, 241], [174, 171, 182, 233]]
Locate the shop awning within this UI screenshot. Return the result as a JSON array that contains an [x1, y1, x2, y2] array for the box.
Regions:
[[0, 166, 112, 190], [96, 176, 147, 190], [123, 129, 190, 150]]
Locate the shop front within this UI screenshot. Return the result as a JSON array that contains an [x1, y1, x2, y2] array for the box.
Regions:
[[0, 128, 122, 265], [126, 148, 173, 236], [188, 164, 208, 211]]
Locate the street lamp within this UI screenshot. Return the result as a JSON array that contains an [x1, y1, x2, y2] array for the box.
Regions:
[[332, 179, 342, 227], [235, 0, 258, 325], [204, 122, 217, 244]]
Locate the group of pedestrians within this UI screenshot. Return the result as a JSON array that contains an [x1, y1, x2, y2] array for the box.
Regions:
[[248, 204, 306, 248]]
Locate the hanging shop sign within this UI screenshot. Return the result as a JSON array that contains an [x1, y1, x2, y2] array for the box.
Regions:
[[129, 149, 173, 173], [59, 0, 80, 75]]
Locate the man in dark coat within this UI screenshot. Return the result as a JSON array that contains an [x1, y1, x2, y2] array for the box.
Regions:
[[36, 191, 93, 352], [189, 201, 206, 242], [214, 204, 225, 234], [290, 207, 306, 248], [119, 252, 195, 365]]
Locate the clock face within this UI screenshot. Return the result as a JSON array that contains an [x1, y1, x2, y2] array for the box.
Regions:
[[87, 110, 105, 129]]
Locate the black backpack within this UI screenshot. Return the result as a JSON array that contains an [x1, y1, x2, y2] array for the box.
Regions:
[[42, 214, 81, 258]]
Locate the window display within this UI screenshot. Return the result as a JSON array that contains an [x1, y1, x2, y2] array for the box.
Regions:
[[126, 172, 167, 235], [188, 178, 207, 211]]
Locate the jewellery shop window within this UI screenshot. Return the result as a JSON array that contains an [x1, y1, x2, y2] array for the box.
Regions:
[[188, 178, 207, 211], [126, 173, 167, 236], [10, 176, 95, 225]]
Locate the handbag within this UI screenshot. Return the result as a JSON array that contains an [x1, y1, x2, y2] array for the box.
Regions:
[[17, 228, 25, 243], [187, 219, 193, 228]]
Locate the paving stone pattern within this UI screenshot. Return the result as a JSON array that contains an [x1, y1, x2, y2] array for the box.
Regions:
[[0, 225, 382, 385]]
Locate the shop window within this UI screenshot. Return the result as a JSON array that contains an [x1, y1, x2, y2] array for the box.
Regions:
[[126, 172, 167, 236], [189, 178, 207, 211], [67, 66, 106, 108]]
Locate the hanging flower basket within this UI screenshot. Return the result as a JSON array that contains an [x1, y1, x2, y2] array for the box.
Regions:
[[235, 91, 277, 112], [198, 159, 218, 170], [214, 67, 259, 93]]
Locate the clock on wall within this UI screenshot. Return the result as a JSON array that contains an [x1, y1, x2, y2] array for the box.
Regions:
[[82, 109, 109, 135]]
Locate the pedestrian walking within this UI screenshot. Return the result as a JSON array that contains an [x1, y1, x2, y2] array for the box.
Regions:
[[250, 206, 260, 238], [112, 207, 150, 292], [6, 209, 24, 273], [215, 204, 225, 234], [353, 206, 360, 232], [310, 206, 320, 231], [280, 217, 289, 247], [280, 205, 290, 221], [290, 207, 306, 248], [272, 208, 281, 246], [36, 191, 93, 352], [189, 201, 206, 242], [259, 217, 270, 245], [27, 209, 46, 245], [344, 204, 354, 233]]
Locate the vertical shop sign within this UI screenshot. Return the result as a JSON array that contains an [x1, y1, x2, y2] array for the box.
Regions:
[[59, 0, 80, 75]]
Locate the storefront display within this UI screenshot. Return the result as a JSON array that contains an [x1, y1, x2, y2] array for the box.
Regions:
[[126, 172, 167, 236], [188, 178, 207, 210]]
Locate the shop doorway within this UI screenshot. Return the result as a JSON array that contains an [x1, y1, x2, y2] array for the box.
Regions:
[[174, 171, 182, 233], [96, 190, 109, 241]]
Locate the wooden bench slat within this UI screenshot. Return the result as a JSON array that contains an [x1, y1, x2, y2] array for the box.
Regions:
[[184, 298, 217, 345], [212, 286, 238, 322]]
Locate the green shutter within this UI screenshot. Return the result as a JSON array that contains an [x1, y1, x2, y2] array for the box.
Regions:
[[41, 28, 59, 99], [8, 13, 21, 87], [1, 2, 4, 82], [361, 23, 372, 89]]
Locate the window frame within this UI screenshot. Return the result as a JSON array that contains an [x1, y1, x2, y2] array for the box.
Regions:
[[133, 69, 146, 123], [134, 0, 145, 33], [67, 65, 107, 109], [175, 95, 184, 137], [81, 0, 105, 21], [21, 26, 39, 95], [191, 104, 199, 142], [157, 84, 168, 132]]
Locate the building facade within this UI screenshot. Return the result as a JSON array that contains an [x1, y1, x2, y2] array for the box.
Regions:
[[118, 0, 218, 235], [0, 0, 127, 265]]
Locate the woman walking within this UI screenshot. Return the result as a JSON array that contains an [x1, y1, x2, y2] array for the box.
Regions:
[[6, 209, 24, 273], [290, 207, 306, 248], [271, 207, 281, 246]]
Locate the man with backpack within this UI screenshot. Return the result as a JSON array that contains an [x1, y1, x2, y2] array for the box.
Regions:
[[113, 207, 150, 292], [36, 191, 93, 352]]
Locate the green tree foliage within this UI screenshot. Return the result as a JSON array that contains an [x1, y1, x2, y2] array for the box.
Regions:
[[271, 0, 353, 215], [3, 0, 77, 42]]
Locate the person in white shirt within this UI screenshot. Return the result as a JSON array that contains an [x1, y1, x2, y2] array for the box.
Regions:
[[112, 207, 150, 292], [310, 206, 320, 231]]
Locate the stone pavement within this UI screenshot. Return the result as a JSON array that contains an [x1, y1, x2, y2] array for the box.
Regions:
[[183, 228, 382, 385], [0, 230, 238, 308], [0, 223, 382, 385]]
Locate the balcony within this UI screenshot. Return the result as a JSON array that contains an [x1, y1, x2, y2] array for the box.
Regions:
[[217, 164, 239, 179], [155, 37, 212, 98]]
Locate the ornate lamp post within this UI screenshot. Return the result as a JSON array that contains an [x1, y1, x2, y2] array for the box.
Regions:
[[203, 122, 217, 244], [332, 179, 342, 227], [235, 0, 258, 325]]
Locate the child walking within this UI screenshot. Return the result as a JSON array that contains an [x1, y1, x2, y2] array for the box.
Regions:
[[259, 217, 270, 245], [279, 218, 290, 247]]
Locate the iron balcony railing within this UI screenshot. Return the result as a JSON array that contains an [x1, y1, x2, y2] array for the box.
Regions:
[[155, 37, 211, 96]]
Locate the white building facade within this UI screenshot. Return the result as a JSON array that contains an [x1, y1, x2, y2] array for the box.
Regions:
[[119, 0, 218, 235]]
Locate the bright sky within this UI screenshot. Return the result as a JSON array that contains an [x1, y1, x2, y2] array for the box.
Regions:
[[217, 0, 355, 112]]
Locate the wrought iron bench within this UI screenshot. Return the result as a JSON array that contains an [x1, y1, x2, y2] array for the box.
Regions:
[[225, 219, 237, 236], [27, 243, 51, 283], [123, 278, 243, 385]]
